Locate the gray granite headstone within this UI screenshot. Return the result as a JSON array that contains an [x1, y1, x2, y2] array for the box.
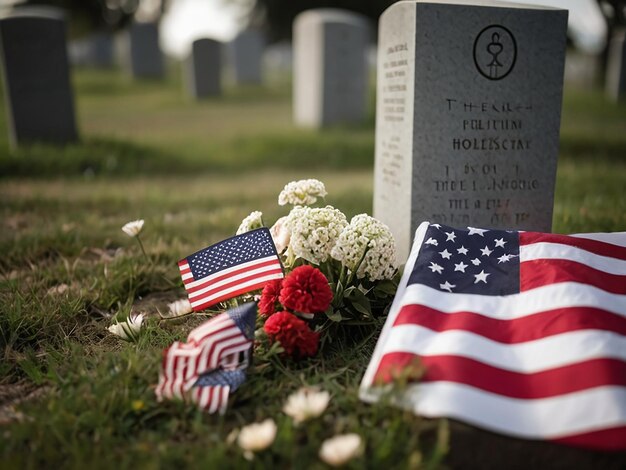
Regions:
[[606, 29, 626, 102], [293, 9, 369, 128], [373, 0, 568, 261], [125, 22, 163, 79], [0, 7, 78, 148], [229, 30, 264, 84], [184, 38, 221, 99]]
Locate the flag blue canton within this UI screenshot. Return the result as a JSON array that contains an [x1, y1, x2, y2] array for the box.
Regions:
[[408, 224, 520, 295], [227, 302, 257, 340], [186, 228, 278, 279], [193, 369, 247, 390]]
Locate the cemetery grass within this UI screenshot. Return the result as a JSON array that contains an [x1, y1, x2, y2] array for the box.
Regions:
[[0, 70, 625, 468]]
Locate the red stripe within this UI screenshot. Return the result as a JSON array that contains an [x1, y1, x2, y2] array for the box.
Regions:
[[178, 259, 188, 268], [520, 232, 626, 260], [520, 259, 626, 294], [551, 426, 626, 451], [187, 266, 283, 299], [191, 281, 275, 311], [208, 338, 250, 370], [180, 267, 191, 275], [193, 330, 240, 377], [374, 353, 626, 398], [183, 259, 281, 291], [393, 304, 626, 343]]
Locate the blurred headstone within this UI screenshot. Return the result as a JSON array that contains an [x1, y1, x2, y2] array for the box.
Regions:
[[184, 38, 221, 99], [293, 9, 369, 128], [263, 40, 292, 83], [373, 0, 568, 261], [125, 22, 164, 79], [69, 31, 114, 68], [564, 49, 600, 88], [0, 7, 78, 148], [230, 30, 264, 84], [606, 29, 626, 102]]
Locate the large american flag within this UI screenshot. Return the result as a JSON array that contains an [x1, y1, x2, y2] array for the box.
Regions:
[[360, 222, 626, 451], [179, 228, 284, 312], [155, 302, 256, 413]]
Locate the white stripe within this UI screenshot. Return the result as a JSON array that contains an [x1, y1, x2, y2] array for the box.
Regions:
[[188, 264, 281, 300], [571, 232, 626, 247], [197, 330, 245, 373], [187, 315, 233, 344], [208, 387, 221, 414], [397, 283, 626, 320], [190, 272, 284, 307], [521, 242, 626, 275], [361, 382, 626, 440], [182, 272, 193, 281], [381, 324, 626, 373], [183, 256, 279, 289], [187, 326, 241, 380], [219, 387, 230, 415]]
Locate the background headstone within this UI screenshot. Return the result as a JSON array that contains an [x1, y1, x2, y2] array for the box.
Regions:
[[184, 38, 221, 99], [69, 31, 114, 68], [606, 29, 626, 102], [229, 30, 264, 85], [293, 9, 369, 128], [373, 0, 568, 261], [125, 22, 164, 79], [0, 7, 78, 148]]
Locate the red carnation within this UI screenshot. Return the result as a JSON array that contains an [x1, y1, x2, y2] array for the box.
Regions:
[[263, 311, 320, 358], [258, 279, 283, 316], [279, 265, 333, 314]]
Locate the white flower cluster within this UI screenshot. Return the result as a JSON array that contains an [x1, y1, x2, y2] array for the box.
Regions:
[[331, 214, 397, 281], [285, 205, 347, 264], [236, 211, 264, 235], [278, 179, 327, 206]]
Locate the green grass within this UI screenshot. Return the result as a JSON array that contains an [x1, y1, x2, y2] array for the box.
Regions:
[[0, 67, 625, 468]]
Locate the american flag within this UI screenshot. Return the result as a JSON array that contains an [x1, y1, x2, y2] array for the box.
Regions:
[[156, 302, 256, 413], [360, 222, 626, 451], [179, 228, 284, 312]]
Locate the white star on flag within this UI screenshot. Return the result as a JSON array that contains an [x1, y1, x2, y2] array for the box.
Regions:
[[457, 246, 469, 255], [454, 262, 468, 273], [468, 227, 488, 236], [471, 258, 481, 266], [445, 231, 457, 242], [425, 237, 439, 246], [439, 281, 456, 292], [494, 238, 507, 248], [498, 254, 516, 264], [474, 270, 490, 284], [481, 246, 493, 256], [439, 249, 452, 259], [428, 262, 444, 274]]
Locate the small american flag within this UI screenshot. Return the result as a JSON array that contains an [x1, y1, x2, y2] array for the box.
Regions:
[[361, 222, 626, 451], [156, 302, 256, 413], [179, 228, 284, 312]]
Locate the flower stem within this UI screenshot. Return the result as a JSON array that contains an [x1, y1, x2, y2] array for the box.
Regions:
[[136, 235, 149, 262]]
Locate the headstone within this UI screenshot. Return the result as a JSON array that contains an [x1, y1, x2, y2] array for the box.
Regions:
[[293, 9, 369, 128], [0, 7, 78, 148], [89, 31, 114, 68], [606, 29, 626, 102], [230, 30, 264, 84], [125, 22, 163, 79], [373, 0, 568, 261], [184, 38, 221, 99]]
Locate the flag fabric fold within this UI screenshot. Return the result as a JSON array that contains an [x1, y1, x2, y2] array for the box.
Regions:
[[360, 221, 626, 451], [179, 228, 284, 312], [156, 302, 257, 413]]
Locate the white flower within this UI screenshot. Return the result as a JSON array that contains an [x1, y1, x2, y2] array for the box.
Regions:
[[167, 298, 192, 317], [319, 433, 363, 467], [285, 205, 347, 264], [331, 214, 397, 281], [237, 418, 277, 460], [107, 313, 144, 341], [270, 216, 291, 253], [236, 211, 264, 235], [121, 219, 144, 237], [283, 388, 330, 424], [278, 179, 327, 206]]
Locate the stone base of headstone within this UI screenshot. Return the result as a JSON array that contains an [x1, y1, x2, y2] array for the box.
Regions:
[[184, 38, 221, 99], [293, 9, 369, 128], [373, 0, 568, 261], [606, 29, 626, 102], [0, 6, 78, 148]]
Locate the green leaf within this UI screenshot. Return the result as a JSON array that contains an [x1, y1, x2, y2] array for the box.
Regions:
[[326, 308, 343, 322]]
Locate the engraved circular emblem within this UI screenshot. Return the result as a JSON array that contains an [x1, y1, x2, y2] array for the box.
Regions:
[[473, 25, 517, 80]]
